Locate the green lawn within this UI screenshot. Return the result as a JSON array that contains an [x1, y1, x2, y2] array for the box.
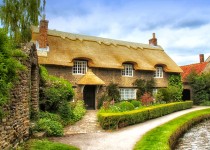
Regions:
[[18, 139, 79, 150], [134, 108, 210, 150]]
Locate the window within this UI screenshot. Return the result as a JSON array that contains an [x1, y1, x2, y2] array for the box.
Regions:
[[120, 88, 136, 100], [72, 60, 87, 75], [154, 67, 163, 78], [122, 64, 133, 77], [152, 88, 158, 96]]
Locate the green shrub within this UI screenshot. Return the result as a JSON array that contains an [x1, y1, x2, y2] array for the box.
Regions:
[[72, 100, 86, 122], [106, 83, 120, 102], [131, 100, 141, 108], [58, 102, 74, 125], [39, 66, 74, 113], [35, 118, 63, 136], [119, 101, 135, 112], [39, 111, 62, 123], [97, 94, 111, 109], [98, 101, 193, 130], [18, 139, 79, 150]]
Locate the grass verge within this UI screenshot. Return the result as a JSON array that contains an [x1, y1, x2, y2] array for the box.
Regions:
[[134, 108, 210, 150], [17, 139, 79, 150]]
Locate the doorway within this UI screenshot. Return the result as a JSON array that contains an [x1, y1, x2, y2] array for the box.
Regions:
[[83, 85, 96, 109], [182, 89, 191, 100]]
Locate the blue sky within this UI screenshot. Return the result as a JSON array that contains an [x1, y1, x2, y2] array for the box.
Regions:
[[45, 0, 210, 65]]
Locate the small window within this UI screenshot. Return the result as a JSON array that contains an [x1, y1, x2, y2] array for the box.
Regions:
[[122, 64, 133, 77], [154, 67, 163, 78], [152, 88, 158, 96], [120, 88, 136, 100], [72, 60, 87, 75]]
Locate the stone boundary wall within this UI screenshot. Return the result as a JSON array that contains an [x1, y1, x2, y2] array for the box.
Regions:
[[0, 43, 39, 149]]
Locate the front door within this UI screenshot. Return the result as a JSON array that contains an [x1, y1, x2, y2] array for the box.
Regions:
[[83, 85, 96, 109]]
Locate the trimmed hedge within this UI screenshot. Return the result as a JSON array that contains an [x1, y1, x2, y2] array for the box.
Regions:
[[134, 108, 210, 150], [98, 101, 193, 130]]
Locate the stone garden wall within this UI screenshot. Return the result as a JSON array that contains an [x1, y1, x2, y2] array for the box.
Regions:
[[0, 43, 39, 149]]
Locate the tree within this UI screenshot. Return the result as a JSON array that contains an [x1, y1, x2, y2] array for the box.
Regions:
[[187, 72, 210, 105], [0, 0, 46, 45]]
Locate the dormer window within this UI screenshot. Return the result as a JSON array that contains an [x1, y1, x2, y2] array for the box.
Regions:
[[122, 64, 133, 77], [72, 60, 87, 75], [154, 67, 163, 78]]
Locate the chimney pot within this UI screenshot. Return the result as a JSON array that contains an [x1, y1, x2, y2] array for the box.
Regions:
[[199, 54, 204, 63], [149, 33, 157, 46]]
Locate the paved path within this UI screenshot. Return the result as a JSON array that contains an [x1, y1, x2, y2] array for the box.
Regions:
[[51, 106, 210, 150]]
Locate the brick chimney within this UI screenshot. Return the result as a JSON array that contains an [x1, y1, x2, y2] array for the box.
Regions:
[[149, 33, 157, 46], [199, 54, 204, 63], [38, 19, 48, 48]]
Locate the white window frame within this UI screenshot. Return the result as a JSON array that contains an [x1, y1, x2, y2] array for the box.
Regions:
[[72, 60, 87, 75], [152, 88, 158, 96], [122, 64, 133, 77], [154, 67, 163, 78], [120, 88, 136, 100]]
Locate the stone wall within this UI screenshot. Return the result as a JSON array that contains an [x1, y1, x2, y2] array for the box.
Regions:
[[0, 43, 39, 149]]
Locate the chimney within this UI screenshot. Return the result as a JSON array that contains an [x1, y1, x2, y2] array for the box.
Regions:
[[199, 54, 204, 63], [149, 33, 157, 46], [38, 19, 48, 48]]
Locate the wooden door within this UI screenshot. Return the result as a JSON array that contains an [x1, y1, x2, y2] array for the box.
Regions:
[[83, 85, 95, 109]]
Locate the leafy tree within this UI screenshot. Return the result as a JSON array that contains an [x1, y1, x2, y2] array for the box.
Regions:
[[187, 72, 210, 105], [133, 78, 155, 100], [0, 0, 46, 45], [168, 74, 183, 101]]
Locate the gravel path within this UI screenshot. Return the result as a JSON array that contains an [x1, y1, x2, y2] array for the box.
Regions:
[[50, 106, 210, 150]]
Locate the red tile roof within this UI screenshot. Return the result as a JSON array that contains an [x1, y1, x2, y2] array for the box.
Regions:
[[180, 62, 208, 81]]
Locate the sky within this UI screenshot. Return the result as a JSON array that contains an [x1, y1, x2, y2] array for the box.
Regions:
[[22, 0, 210, 65]]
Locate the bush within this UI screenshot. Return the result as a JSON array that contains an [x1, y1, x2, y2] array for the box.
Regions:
[[131, 100, 141, 108], [39, 111, 62, 123], [72, 100, 86, 122], [106, 83, 120, 102], [35, 118, 63, 136], [58, 102, 74, 125], [39, 65, 74, 113], [119, 101, 135, 112], [141, 92, 153, 106], [97, 94, 111, 109], [98, 101, 193, 130]]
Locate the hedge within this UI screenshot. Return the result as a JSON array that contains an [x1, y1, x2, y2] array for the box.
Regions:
[[98, 101, 193, 130], [134, 108, 210, 150]]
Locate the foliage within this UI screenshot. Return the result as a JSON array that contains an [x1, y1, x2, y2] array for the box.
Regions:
[[39, 111, 62, 123], [34, 118, 63, 136], [118, 101, 135, 112], [168, 74, 183, 101], [0, 29, 25, 119], [141, 92, 153, 106], [97, 94, 110, 109], [133, 78, 155, 99], [0, 0, 46, 45], [17, 139, 79, 150], [39, 65, 74, 112], [187, 72, 210, 105], [154, 90, 164, 103], [57, 102, 74, 125], [98, 101, 193, 130], [131, 100, 141, 108], [134, 108, 210, 150], [106, 82, 120, 102], [72, 100, 86, 122]]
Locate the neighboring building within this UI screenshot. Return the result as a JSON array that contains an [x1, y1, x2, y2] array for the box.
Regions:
[[31, 19, 182, 109], [180, 54, 210, 100]]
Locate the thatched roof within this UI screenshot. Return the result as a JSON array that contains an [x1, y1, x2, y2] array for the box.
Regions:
[[77, 69, 105, 85], [31, 26, 182, 73]]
